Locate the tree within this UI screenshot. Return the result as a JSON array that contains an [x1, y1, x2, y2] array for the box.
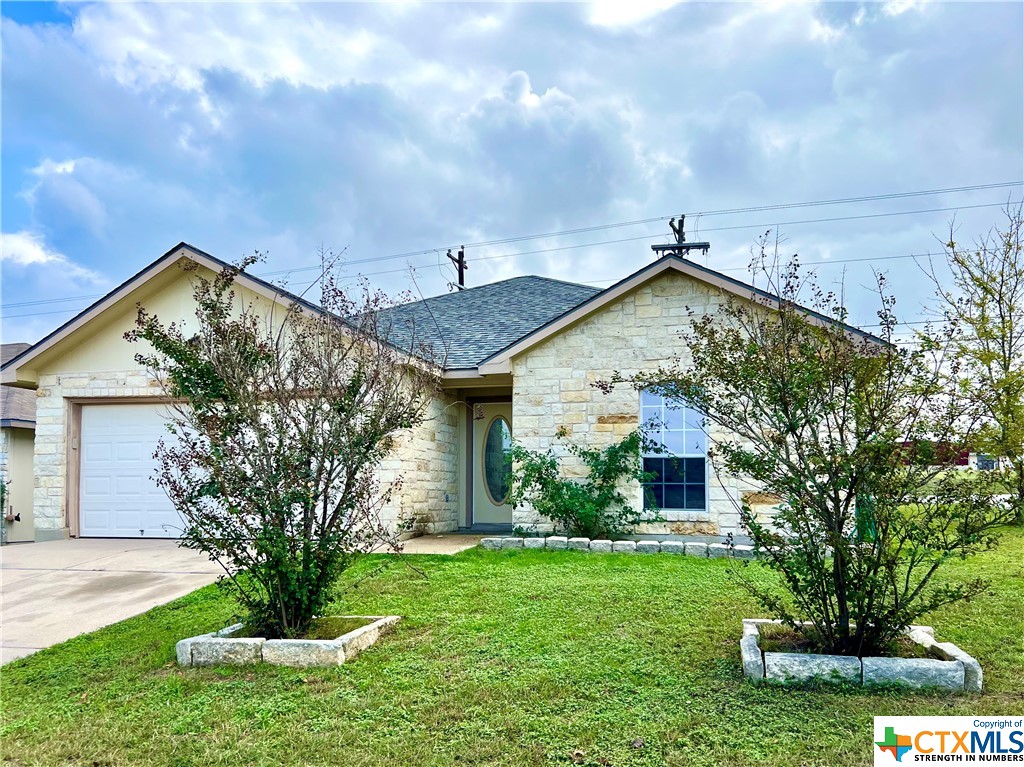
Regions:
[[629, 242, 1012, 656], [924, 206, 1024, 524], [127, 256, 439, 639]]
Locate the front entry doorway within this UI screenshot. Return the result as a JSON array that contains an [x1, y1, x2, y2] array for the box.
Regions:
[[472, 402, 513, 528]]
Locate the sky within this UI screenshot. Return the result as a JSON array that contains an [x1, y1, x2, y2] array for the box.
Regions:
[[2, 0, 1022, 344]]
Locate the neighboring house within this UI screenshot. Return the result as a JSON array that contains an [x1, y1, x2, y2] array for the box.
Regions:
[[1, 242, 882, 543], [1, 343, 36, 543]]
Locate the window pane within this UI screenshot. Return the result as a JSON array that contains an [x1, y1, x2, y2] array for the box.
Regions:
[[688, 431, 708, 455], [684, 457, 704, 480], [643, 457, 663, 479], [643, 484, 663, 509], [663, 406, 684, 430], [641, 407, 661, 426], [664, 484, 686, 509], [685, 484, 705, 510], [641, 389, 661, 407], [661, 457, 685, 483], [685, 407, 704, 430], [661, 430, 684, 455], [484, 417, 512, 504]]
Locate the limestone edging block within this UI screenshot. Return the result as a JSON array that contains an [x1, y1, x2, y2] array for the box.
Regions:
[[178, 616, 401, 668], [741, 619, 980, 693], [479, 536, 759, 559]]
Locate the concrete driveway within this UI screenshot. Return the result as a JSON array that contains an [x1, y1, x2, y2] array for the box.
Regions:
[[0, 533, 483, 665], [0, 538, 221, 665]]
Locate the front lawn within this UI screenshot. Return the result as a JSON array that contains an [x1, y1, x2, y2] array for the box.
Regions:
[[3, 528, 1023, 767]]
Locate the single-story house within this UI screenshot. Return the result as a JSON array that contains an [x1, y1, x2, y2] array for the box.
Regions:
[[1, 242, 882, 542], [1, 343, 36, 543]]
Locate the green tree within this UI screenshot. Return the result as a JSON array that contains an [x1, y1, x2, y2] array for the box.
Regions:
[[127, 256, 439, 638], [925, 206, 1024, 524], [629, 243, 1012, 656]]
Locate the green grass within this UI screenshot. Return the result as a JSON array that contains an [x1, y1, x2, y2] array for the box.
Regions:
[[2, 529, 1023, 767]]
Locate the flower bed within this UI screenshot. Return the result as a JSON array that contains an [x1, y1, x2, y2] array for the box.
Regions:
[[740, 619, 982, 692], [176, 615, 401, 668]]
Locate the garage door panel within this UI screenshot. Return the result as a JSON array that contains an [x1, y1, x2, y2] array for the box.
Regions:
[[83, 442, 112, 463], [80, 404, 181, 538]]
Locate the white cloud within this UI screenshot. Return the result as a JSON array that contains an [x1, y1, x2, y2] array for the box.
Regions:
[[0, 231, 105, 283], [882, 0, 929, 17], [31, 158, 76, 176], [21, 157, 109, 238], [71, 2, 418, 94], [588, 0, 681, 28]]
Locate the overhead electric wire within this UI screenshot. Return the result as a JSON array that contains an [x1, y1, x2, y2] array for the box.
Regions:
[[0, 248, 966, 320], [2, 185, 1020, 320], [259, 192, 1022, 277], [5, 184, 1019, 308]]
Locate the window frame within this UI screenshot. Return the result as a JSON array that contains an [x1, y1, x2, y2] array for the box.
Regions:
[[640, 390, 709, 513]]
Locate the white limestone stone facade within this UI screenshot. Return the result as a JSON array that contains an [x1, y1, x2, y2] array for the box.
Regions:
[[378, 390, 461, 537], [509, 270, 762, 538], [30, 370, 460, 538]]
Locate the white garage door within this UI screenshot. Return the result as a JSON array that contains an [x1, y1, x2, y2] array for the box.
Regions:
[[80, 403, 182, 538]]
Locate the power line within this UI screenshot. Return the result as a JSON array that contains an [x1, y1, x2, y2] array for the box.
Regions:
[[259, 191, 1022, 277], [2, 195, 1019, 320], [0, 249, 955, 320], [2, 293, 106, 309], [5, 185, 1018, 309]]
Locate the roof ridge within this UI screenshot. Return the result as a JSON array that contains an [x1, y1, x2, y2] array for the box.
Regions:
[[521, 274, 600, 291], [386, 273, 597, 312]]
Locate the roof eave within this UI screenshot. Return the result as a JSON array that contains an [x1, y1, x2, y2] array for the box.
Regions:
[[475, 254, 888, 370], [0, 243, 332, 387]]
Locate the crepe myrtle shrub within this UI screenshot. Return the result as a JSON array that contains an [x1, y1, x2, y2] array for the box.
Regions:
[[611, 242, 1013, 657], [126, 255, 439, 639], [504, 427, 660, 539]]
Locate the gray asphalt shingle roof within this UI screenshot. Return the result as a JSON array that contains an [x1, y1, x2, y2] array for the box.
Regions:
[[378, 276, 600, 369], [1, 344, 35, 427]]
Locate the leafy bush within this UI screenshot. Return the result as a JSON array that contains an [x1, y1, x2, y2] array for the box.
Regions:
[[631, 245, 1013, 656], [505, 428, 658, 539], [127, 255, 438, 639]]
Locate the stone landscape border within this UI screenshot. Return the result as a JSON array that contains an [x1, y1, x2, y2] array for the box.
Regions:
[[177, 615, 401, 668], [741, 619, 982, 692], [479, 536, 758, 558]]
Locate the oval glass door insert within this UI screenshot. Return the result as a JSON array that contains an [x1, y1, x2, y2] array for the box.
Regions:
[[483, 416, 512, 505]]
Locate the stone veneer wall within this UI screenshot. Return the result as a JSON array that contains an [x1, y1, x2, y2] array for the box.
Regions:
[[377, 390, 461, 536], [510, 271, 761, 538], [31, 370, 459, 538]]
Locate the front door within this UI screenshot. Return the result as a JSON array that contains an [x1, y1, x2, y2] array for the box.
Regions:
[[472, 403, 513, 527]]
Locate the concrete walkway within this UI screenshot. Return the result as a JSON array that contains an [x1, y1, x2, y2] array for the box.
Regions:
[[398, 533, 483, 555], [0, 538, 221, 665], [0, 533, 482, 665]]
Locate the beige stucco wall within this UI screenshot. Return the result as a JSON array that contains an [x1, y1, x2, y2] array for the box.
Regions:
[[0, 427, 36, 542], [509, 269, 760, 538], [27, 261, 460, 539]]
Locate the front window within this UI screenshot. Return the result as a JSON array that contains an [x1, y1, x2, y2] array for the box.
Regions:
[[641, 389, 707, 511]]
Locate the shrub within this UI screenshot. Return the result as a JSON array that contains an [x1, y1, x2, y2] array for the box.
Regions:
[[127, 255, 438, 639], [505, 428, 658, 539], [629, 244, 1012, 656]]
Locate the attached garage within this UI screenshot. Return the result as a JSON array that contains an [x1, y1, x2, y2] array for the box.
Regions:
[[0, 244, 302, 541], [79, 403, 181, 538]]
